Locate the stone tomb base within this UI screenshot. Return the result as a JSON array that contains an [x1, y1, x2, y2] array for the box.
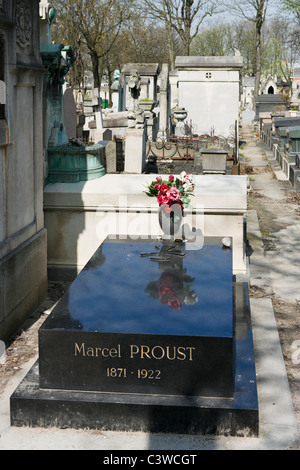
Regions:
[[10, 238, 258, 436]]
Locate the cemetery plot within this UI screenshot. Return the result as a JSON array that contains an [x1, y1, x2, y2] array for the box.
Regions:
[[11, 237, 258, 436]]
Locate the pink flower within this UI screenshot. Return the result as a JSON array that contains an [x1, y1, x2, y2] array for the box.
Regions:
[[154, 184, 160, 190], [169, 175, 174, 181], [166, 187, 180, 202], [156, 176, 162, 181]]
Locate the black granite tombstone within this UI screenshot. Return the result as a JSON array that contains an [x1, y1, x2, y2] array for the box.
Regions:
[[10, 237, 259, 436], [38, 239, 234, 398]]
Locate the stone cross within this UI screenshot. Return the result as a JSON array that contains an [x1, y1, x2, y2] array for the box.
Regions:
[[39, 0, 56, 45]]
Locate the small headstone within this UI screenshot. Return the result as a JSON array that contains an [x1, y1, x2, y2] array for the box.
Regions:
[[103, 129, 112, 141], [63, 84, 77, 139]]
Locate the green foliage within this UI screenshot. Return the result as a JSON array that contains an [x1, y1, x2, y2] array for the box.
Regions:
[[280, 0, 300, 14], [190, 24, 234, 56]]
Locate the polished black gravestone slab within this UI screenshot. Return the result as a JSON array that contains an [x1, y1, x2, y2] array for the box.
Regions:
[[38, 238, 234, 398], [10, 282, 258, 435], [10, 238, 259, 436]]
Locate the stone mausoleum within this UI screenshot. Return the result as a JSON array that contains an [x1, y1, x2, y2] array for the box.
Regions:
[[0, 0, 47, 340], [173, 55, 243, 138]]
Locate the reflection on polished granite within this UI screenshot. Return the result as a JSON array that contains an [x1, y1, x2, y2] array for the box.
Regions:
[[43, 237, 233, 337]]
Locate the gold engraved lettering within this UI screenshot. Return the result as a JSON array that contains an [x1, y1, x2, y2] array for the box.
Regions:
[[75, 342, 85, 356], [102, 348, 109, 357], [129, 344, 196, 361], [74, 342, 122, 358], [186, 347, 196, 360], [166, 346, 176, 360], [177, 346, 187, 360], [87, 347, 95, 357], [130, 344, 139, 358], [95, 347, 102, 357], [109, 346, 120, 358], [141, 345, 151, 359], [137, 369, 161, 379], [151, 346, 165, 360], [107, 367, 127, 378]]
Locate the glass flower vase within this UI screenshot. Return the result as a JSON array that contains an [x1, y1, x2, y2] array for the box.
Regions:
[[158, 202, 183, 240]]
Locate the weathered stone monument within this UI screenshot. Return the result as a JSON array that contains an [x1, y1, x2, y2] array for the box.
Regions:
[[63, 82, 77, 139], [0, 0, 47, 340], [124, 70, 146, 173], [40, 3, 106, 183], [122, 63, 160, 110], [157, 63, 170, 139]]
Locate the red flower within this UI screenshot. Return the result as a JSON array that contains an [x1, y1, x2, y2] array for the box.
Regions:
[[157, 194, 170, 205], [158, 285, 174, 297], [168, 299, 181, 310], [159, 182, 170, 194], [163, 204, 172, 213]]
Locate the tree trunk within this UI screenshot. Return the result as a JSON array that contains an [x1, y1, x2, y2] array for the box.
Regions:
[[254, 0, 265, 99], [182, 1, 192, 55], [91, 50, 100, 89], [107, 66, 113, 108], [182, 34, 191, 55], [166, 23, 176, 70], [254, 26, 261, 98]]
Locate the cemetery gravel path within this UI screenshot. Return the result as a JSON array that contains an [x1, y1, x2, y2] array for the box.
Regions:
[[240, 122, 300, 438], [0, 282, 71, 397], [1, 125, 300, 447]]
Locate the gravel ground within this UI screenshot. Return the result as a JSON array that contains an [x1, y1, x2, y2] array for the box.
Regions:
[[240, 124, 300, 433]]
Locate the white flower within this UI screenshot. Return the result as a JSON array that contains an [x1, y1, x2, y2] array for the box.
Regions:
[[182, 173, 196, 191]]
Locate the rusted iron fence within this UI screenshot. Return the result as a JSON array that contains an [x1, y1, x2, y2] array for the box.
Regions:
[[146, 121, 238, 163]]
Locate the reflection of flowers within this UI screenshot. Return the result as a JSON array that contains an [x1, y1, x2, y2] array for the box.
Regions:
[[145, 270, 198, 310]]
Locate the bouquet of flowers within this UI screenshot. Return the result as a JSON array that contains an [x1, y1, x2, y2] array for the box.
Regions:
[[145, 172, 196, 216]]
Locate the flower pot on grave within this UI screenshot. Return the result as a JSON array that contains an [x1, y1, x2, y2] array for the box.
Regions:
[[158, 203, 183, 240], [173, 108, 188, 122], [139, 100, 156, 112]]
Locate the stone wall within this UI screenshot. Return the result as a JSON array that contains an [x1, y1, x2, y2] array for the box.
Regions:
[[44, 174, 247, 279], [0, 0, 47, 341]]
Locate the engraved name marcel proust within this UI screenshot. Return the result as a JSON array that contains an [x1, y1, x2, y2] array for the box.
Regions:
[[74, 342, 196, 381]]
